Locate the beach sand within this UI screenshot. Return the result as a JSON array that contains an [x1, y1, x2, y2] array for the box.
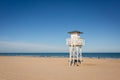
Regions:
[[0, 56, 120, 80]]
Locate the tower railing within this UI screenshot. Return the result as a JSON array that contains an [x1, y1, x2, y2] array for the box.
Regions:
[[66, 38, 85, 46]]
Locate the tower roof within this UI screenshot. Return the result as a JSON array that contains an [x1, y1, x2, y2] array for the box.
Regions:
[[68, 31, 83, 34]]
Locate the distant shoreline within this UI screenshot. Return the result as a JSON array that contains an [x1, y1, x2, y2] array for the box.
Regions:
[[0, 53, 120, 59], [0, 56, 120, 60]]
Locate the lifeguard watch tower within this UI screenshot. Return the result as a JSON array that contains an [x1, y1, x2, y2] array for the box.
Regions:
[[66, 31, 85, 66]]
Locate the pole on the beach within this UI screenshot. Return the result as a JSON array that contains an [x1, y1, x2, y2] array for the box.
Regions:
[[66, 31, 85, 66]]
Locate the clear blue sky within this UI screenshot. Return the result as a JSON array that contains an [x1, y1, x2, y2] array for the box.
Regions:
[[0, 0, 120, 53]]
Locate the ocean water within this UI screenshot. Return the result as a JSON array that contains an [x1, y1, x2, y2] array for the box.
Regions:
[[0, 53, 120, 59]]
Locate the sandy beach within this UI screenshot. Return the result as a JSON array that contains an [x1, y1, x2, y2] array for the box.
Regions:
[[0, 56, 120, 80]]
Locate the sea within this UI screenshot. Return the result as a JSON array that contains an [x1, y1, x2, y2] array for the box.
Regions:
[[0, 53, 120, 59]]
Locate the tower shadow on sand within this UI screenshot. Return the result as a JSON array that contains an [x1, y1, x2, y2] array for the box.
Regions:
[[69, 59, 83, 66]]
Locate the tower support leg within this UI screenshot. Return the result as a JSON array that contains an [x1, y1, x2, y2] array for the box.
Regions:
[[79, 47, 82, 63], [72, 47, 75, 66], [69, 46, 72, 66], [77, 47, 79, 64], [69, 46, 83, 66]]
